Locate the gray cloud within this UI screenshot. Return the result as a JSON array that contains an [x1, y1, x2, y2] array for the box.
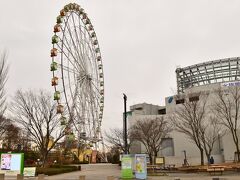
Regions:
[[1, 0, 240, 129]]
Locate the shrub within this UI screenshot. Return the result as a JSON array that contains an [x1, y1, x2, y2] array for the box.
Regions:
[[36, 165, 79, 176]]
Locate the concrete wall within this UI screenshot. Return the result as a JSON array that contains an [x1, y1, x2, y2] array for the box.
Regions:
[[222, 130, 240, 162], [130, 103, 164, 116], [171, 131, 200, 157]]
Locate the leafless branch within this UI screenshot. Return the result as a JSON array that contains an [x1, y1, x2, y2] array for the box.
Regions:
[[10, 89, 65, 166], [212, 86, 240, 162], [130, 116, 172, 164]]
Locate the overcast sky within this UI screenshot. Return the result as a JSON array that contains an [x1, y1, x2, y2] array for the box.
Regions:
[[1, 0, 240, 130]]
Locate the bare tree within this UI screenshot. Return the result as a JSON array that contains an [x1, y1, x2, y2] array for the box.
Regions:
[[2, 122, 22, 150], [10, 89, 65, 166], [171, 93, 207, 165], [212, 86, 240, 162], [130, 116, 172, 164], [171, 92, 223, 165], [0, 116, 9, 139], [105, 128, 131, 153], [201, 115, 224, 164], [0, 51, 9, 116]]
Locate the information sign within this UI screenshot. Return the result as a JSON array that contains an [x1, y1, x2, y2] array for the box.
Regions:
[[135, 154, 147, 179], [121, 154, 134, 179], [0, 153, 24, 176], [155, 157, 165, 165], [23, 167, 36, 177]]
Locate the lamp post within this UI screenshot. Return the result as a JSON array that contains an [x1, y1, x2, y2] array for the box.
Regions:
[[182, 150, 189, 166], [123, 93, 128, 154]]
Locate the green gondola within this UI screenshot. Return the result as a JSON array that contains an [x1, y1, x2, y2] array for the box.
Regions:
[[54, 91, 60, 100], [50, 62, 58, 71], [56, 15, 63, 24], [52, 35, 59, 44], [64, 5, 70, 12]]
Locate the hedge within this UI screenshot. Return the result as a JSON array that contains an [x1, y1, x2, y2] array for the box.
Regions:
[[36, 165, 79, 176]]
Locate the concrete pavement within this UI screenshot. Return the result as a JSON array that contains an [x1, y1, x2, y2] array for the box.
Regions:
[[47, 164, 120, 180], [46, 164, 240, 180], [4, 164, 240, 180]]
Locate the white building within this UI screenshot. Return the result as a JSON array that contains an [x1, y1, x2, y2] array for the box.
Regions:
[[128, 57, 240, 166]]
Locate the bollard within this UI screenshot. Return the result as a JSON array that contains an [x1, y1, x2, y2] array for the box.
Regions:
[[174, 178, 181, 180], [0, 174, 4, 180], [107, 176, 115, 180], [212, 178, 220, 180], [79, 175, 86, 180], [38, 174, 45, 180], [17, 174, 24, 180]]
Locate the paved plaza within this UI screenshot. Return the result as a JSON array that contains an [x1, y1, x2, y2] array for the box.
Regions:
[[46, 164, 240, 180], [4, 164, 240, 180]]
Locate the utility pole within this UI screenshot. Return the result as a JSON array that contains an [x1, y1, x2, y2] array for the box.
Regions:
[[123, 93, 128, 154]]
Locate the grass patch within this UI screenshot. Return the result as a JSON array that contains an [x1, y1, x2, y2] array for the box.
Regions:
[[36, 165, 79, 176]]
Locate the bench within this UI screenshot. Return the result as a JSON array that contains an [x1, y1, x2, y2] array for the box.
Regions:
[[165, 164, 176, 170], [207, 166, 225, 175], [232, 165, 240, 172], [147, 165, 160, 173], [179, 167, 199, 173]]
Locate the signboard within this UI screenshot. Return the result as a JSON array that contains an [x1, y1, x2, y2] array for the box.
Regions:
[[155, 157, 165, 165], [121, 154, 134, 179], [0, 153, 24, 176], [23, 167, 36, 177], [135, 154, 147, 179], [221, 81, 240, 87]]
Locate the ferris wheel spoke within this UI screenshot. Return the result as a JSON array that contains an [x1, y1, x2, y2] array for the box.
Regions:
[[56, 42, 82, 72], [77, 85, 101, 117], [59, 64, 76, 74], [72, 12, 97, 75], [58, 40, 85, 73], [65, 18, 87, 72], [77, 17, 89, 71], [88, 83, 103, 106], [60, 21, 86, 72], [60, 15, 82, 70], [71, 12, 89, 70], [66, 60, 76, 108]]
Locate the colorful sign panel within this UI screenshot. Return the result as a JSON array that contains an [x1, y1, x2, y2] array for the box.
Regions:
[[23, 167, 36, 177], [121, 154, 134, 179], [0, 153, 24, 176], [135, 154, 147, 179]]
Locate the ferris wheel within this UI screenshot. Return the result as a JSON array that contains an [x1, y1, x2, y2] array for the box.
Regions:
[[50, 3, 104, 146]]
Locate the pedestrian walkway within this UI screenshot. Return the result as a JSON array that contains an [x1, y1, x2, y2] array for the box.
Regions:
[[4, 164, 240, 180], [47, 164, 120, 180], [47, 164, 240, 180]]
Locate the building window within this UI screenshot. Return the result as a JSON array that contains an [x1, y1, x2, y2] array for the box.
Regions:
[[176, 99, 185, 104], [158, 108, 166, 115], [189, 96, 199, 102]]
